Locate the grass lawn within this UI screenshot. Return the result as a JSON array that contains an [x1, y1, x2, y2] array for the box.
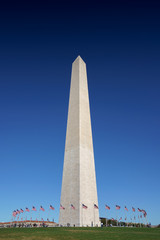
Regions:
[[0, 227, 160, 240]]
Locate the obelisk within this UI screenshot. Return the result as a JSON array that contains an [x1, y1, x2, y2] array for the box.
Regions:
[[59, 56, 100, 227]]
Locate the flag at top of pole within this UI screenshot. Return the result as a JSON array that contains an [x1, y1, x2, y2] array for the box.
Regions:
[[40, 206, 45, 211], [141, 209, 146, 214], [116, 205, 121, 210], [60, 204, 65, 210], [94, 204, 98, 209], [20, 209, 24, 213], [144, 212, 147, 218], [71, 204, 75, 210], [132, 207, 135, 212], [138, 208, 142, 212], [32, 206, 36, 211], [50, 205, 55, 210], [105, 205, 110, 210], [125, 206, 128, 211], [16, 209, 20, 214], [12, 211, 16, 217], [25, 207, 30, 212], [82, 204, 88, 209]]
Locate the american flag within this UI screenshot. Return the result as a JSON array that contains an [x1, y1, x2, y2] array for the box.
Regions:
[[41, 218, 44, 221], [140, 215, 142, 218], [94, 204, 98, 209], [111, 218, 114, 221], [138, 208, 142, 212], [17, 216, 19, 220], [50, 205, 55, 210], [116, 205, 120, 210], [105, 205, 110, 210], [12, 211, 16, 217], [132, 207, 135, 212], [32, 206, 36, 211], [21, 217, 23, 221], [119, 217, 122, 220], [40, 206, 45, 211], [125, 217, 127, 221], [71, 204, 75, 210], [144, 212, 147, 218], [60, 204, 65, 210], [25, 207, 30, 212], [47, 218, 49, 221], [141, 209, 146, 214], [16, 209, 20, 214], [125, 206, 128, 211], [82, 204, 88, 209], [20, 208, 24, 213]]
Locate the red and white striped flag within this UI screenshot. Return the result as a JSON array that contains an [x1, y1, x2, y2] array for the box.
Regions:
[[32, 206, 36, 211], [138, 208, 142, 212], [20, 209, 24, 213], [71, 204, 75, 210], [125, 206, 128, 211], [50, 205, 55, 210], [16, 209, 20, 214], [82, 204, 88, 209], [12, 211, 16, 217], [132, 207, 135, 212], [25, 207, 30, 212], [116, 205, 120, 210], [94, 204, 98, 209], [144, 212, 147, 218], [40, 206, 45, 211], [119, 217, 122, 220], [105, 205, 110, 210], [60, 204, 65, 210]]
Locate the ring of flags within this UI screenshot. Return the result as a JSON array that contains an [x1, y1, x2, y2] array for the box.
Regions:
[[12, 203, 147, 225]]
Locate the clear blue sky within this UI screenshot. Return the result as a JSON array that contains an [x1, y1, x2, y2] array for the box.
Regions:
[[0, 0, 160, 225]]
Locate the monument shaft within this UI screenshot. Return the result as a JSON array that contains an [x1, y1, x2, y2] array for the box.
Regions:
[[59, 56, 99, 226]]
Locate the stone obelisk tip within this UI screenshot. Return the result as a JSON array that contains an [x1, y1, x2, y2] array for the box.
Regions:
[[73, 55, 86, 64]]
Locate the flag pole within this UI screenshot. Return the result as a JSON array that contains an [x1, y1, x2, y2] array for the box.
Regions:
[[70, 204, 71, 227], [116, 210, 118, 226], [106, 208, 107, 227], [48, 208, 50, 221], [38, 209, 40, 227], [93, 204, 94, 227], [125, 210, 127, 227], [82, 204, 83, 227]]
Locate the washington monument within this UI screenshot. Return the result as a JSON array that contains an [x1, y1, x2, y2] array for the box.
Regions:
[[59, 56, 100, 227]]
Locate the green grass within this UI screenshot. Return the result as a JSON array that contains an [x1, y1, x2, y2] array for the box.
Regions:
[[0, 227, 160, 240]]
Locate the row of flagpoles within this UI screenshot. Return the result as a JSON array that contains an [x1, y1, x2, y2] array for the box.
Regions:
[[105, 204, 148, 225], [12, 203, 148, 225], [12, 205, 55, 222]]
